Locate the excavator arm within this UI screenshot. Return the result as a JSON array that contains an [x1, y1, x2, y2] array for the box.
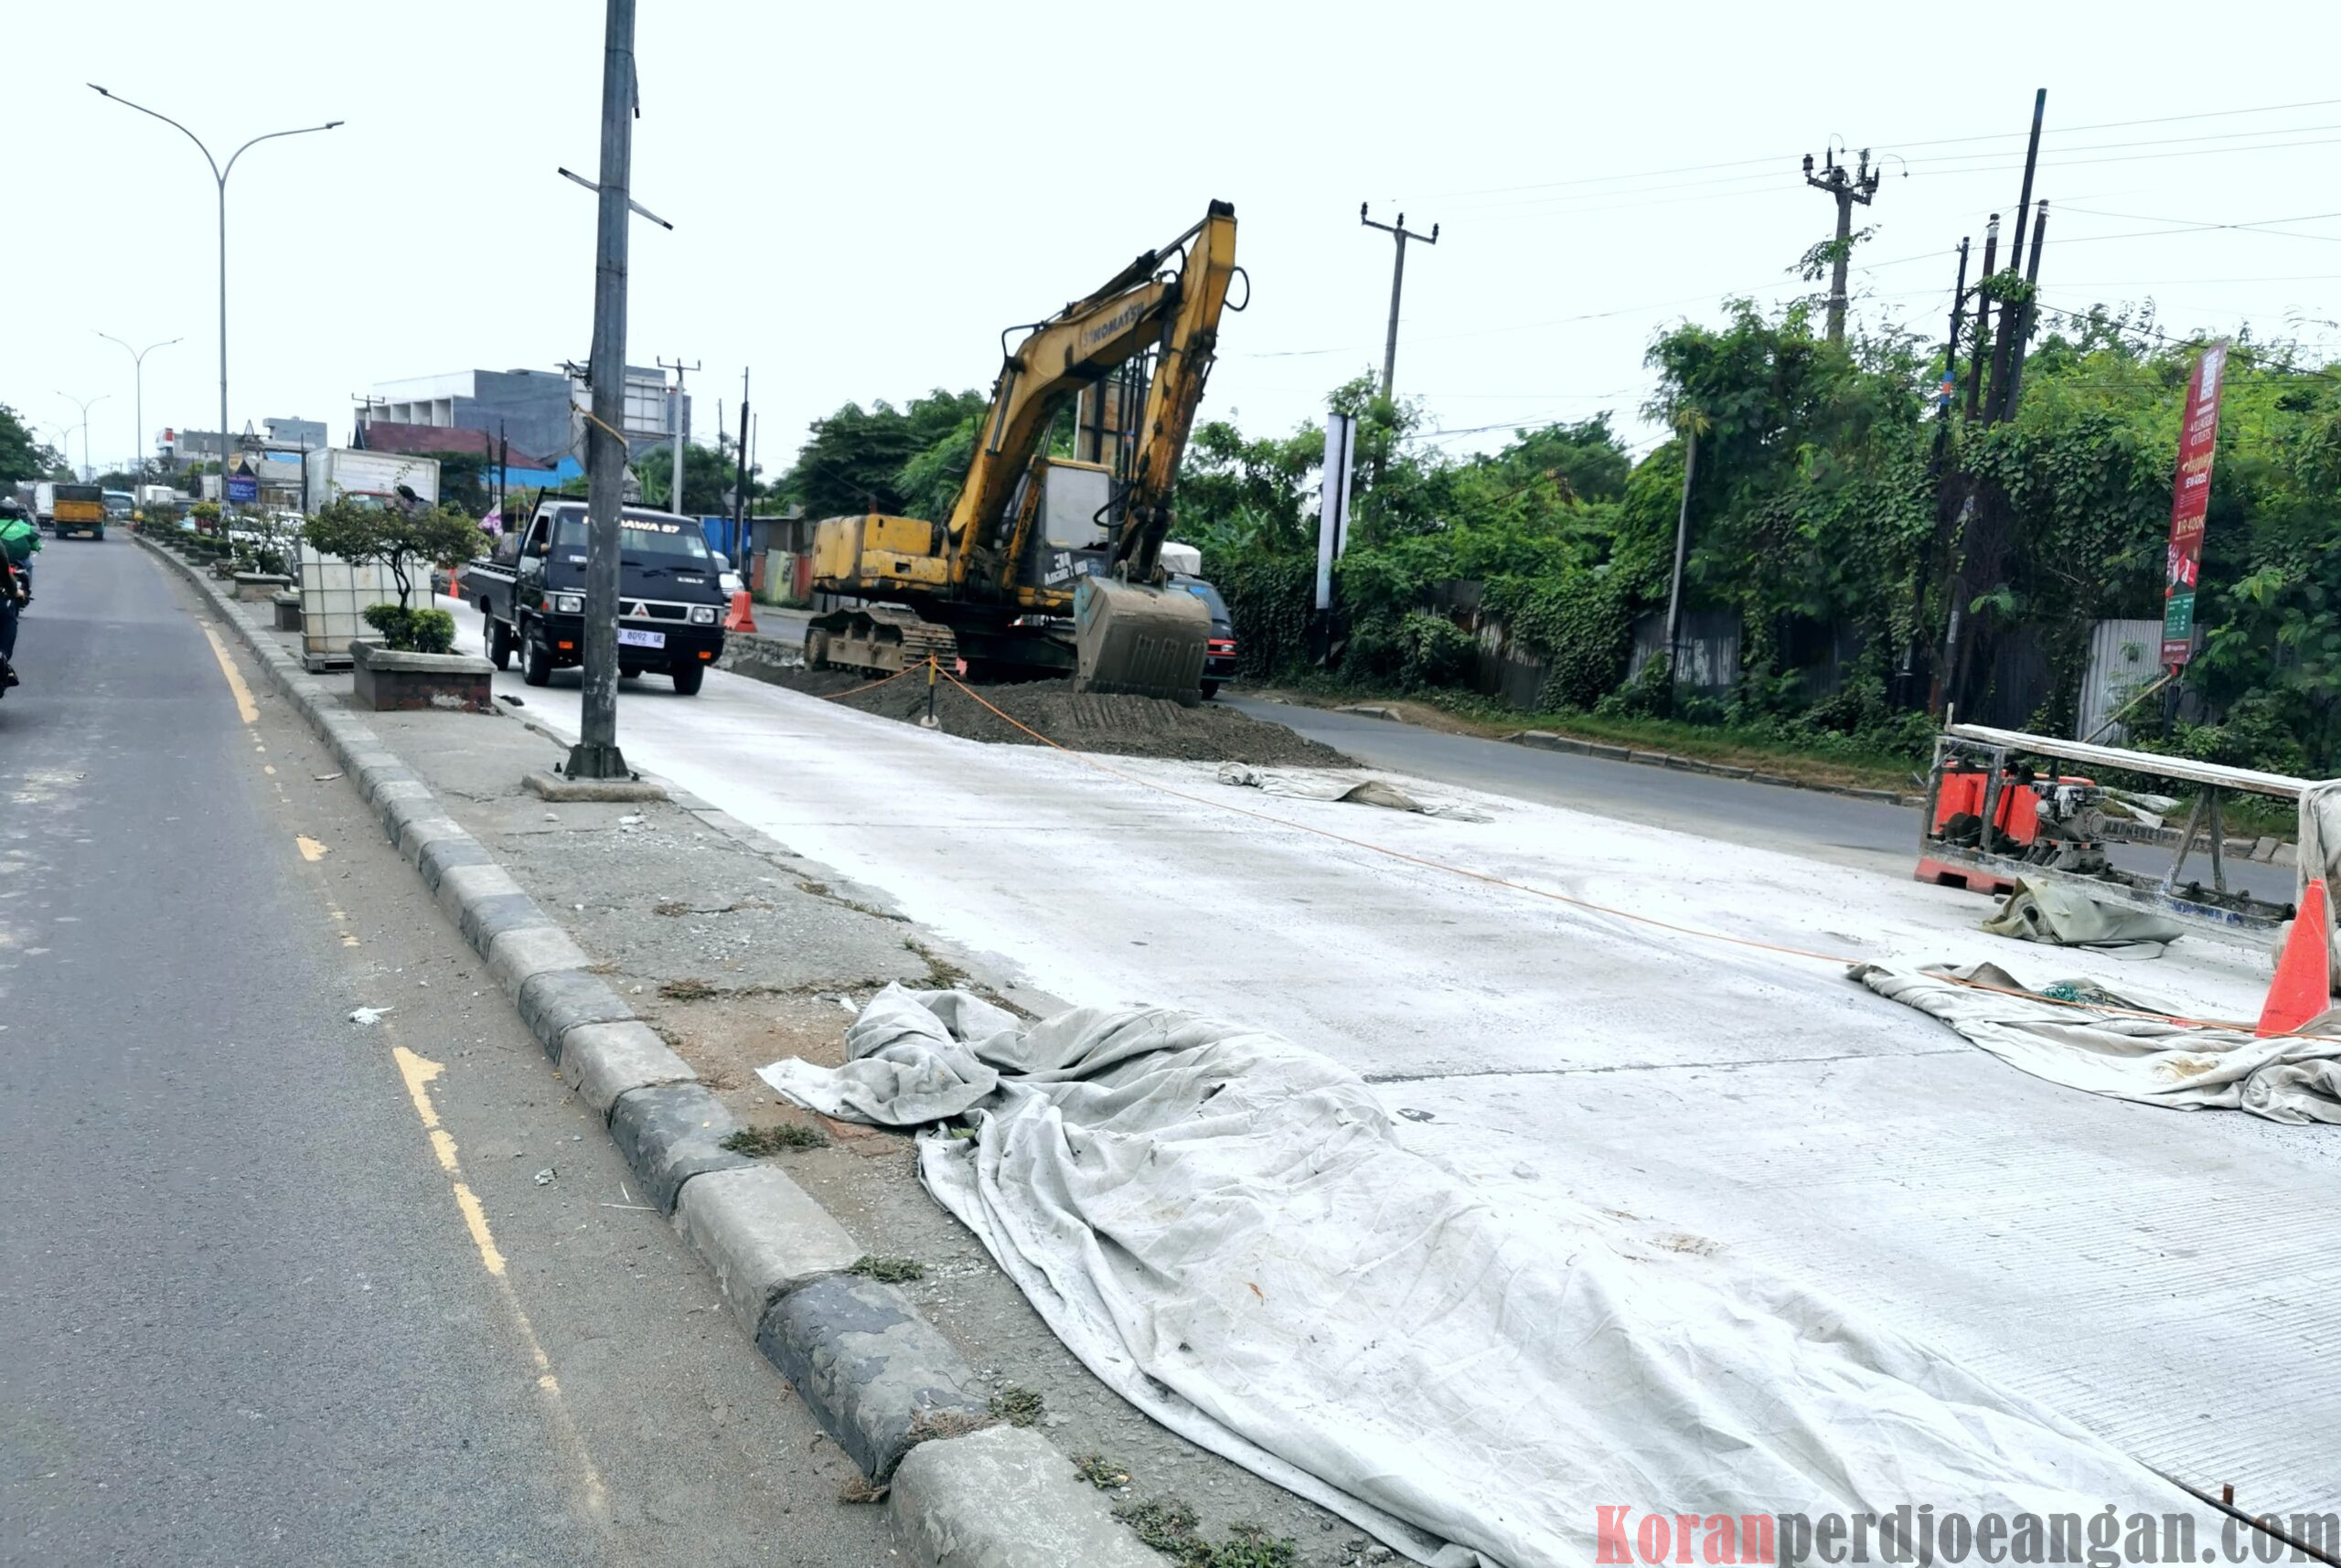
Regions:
[[948, 201, 1239, 586], [1109, 201, 1237, 580]]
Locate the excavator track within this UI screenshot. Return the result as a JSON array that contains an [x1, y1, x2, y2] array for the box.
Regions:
[[805, 604, 960, 676]]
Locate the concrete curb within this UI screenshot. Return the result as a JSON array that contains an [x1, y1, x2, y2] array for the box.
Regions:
[[890, 1425, 1165, 1566], [143, 535, 1119, 1562]]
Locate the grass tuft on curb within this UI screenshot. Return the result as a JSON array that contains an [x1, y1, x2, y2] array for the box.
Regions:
[[719, 1124, 828, 1155], [987, 1384, 1044, 1426], [847, 1253, 926, 1283], [1111, 1498, 1299, 1568]]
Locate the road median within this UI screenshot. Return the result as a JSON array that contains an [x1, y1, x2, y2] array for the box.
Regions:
[[137, 532, 1336, 1563]]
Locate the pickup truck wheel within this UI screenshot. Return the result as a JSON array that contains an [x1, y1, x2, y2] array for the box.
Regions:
[[519, 623, 553, 687], [670, 660, 705, 696], [486, 615, 513, 670], [1200, 679, 1220, 700]]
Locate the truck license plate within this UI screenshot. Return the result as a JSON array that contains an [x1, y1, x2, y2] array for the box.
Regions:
[[617, 629, 666, 649]]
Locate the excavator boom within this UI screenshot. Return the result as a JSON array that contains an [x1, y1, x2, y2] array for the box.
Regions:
[[808, 202, 1239, 704]]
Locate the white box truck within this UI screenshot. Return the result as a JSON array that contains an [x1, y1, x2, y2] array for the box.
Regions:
[[301, 449, 441, 514]]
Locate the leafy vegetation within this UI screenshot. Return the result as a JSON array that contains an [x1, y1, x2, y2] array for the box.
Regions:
[[987, 1385, 1044, 1426], [845, 1253, 925, 1282], [722, 1124, 829, 1156], [1108, 1497, 1299, 1568], [0, 404, 67, 487], [776, 390, 987, 518], [301, 497, 486, 612], [1161, 295, 2341, 776], [359, 603, 457, 656]]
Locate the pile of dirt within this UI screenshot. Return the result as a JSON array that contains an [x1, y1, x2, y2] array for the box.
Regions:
[[754, 665, 1352, 767]]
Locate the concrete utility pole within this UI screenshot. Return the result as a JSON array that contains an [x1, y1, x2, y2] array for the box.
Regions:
[[1662, 421, 1699, 702], [657, 357, 698, 512], [568, 0, 640, 783], [1359, 204, 1438, 400], [97, 333, 182, 483], [1983, 90, 2050, 427], [732, 368, 750, 567], [1800, 146, 1882, 343], [90, 86, 341, 519], [1963, 215, 2000, 421]]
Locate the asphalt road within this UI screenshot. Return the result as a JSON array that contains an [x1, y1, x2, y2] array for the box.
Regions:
[[1226, 691, 2300, 904], [0, 539, 882, 1566]]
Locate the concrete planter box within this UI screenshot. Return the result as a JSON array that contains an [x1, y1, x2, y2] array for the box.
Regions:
[[273, 592, 305, 632], [349, 639, 496, 714], [234, 571, 294, 603]]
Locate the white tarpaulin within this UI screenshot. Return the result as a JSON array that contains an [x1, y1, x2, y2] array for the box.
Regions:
[[1213, 762, 1494, 822], [1855, 961, 2341, 1123], [762, 986, 2211, 1568]]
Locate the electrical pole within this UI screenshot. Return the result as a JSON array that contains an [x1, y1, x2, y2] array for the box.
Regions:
[[731, 368, 750, 568], [1359, 204, 1438, 401], [1963, 216, 2000, 421], [566, 0, 639, 783], [1663, 421, 1699, 708], [1983, 90, 2047, 426], [1801, 146, 1882, 344], [1940, 238, 1972, 421], [2002, 201, 2050, 418], [657, 357, 697, 512]]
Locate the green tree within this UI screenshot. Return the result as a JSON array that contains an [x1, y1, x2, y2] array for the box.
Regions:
[[302, 497, 487, 612], [778, 389, 987, 517], [0, 404, 67, 487], [637, 434, 756, 516], [426, 451, 494, 517]]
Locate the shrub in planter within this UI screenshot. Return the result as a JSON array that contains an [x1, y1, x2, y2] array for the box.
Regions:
[[361, 603, 457, 655], [303, 497, 486, 614]]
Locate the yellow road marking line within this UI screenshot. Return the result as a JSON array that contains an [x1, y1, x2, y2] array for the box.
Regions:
[[198, 623, 259, 722], [388, 1041, 609, 1521], [296, 836, 328, 862]]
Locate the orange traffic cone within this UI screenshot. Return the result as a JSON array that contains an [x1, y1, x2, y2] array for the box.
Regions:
[[2256, 877, 2332, 1037], [724, 589, 756, 633]]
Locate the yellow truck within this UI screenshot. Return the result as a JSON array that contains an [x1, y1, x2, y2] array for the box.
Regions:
[[40, 482, 107, 540]]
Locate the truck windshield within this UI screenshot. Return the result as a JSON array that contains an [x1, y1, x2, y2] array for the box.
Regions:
[[552, 514, 711, 563]]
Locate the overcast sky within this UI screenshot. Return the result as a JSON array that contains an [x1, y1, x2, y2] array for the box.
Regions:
[[12, 1, 2341, 481]]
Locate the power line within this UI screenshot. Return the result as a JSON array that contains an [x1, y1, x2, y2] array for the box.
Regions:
[[1427, 95, 2341, 205]]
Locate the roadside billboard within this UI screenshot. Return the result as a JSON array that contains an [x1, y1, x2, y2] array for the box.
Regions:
[[2160, 339, 2229, 667]]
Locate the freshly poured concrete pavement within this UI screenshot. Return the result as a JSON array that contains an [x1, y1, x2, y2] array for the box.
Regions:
[[445, 597, 2341, 1517]]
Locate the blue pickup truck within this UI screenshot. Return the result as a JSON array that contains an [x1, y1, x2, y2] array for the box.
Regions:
[[459, 499, 727, 694]]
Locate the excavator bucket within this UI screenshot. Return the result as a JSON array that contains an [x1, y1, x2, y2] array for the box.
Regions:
[[1072, 576, 1210, 706]]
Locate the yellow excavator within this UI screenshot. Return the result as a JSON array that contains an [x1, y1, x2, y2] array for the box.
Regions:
[[807, 201, 1239, 704]]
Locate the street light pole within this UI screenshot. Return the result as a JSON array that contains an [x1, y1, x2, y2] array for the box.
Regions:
[[89, 86, 340, 516], [97, 333, 183, 485], [56, 392, 112, 481]]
